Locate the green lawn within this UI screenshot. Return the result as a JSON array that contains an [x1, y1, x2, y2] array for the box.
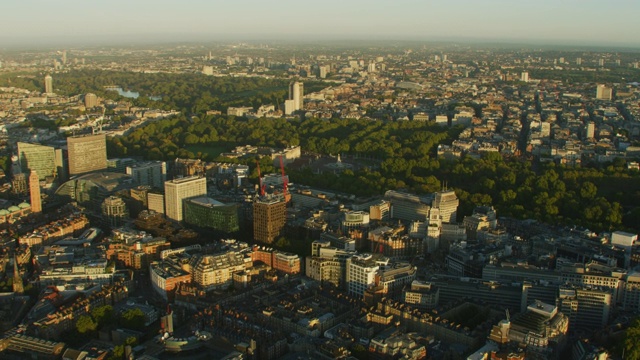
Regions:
[[184, 144, 228, 158]]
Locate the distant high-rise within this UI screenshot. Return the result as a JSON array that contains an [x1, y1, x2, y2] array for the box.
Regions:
[[62, 50, 67, 65], [44, 74, 53, 95], [598, 58, 605, 67], [520, 71, 529, 83], [164, 176, 207, 222], [84, 93, 98, 108], [319, 65, 329, 79], [576, 57, 582, 65], [67, 134, 108, 176], [288, 81, 304, 111], [586, 122, 595, 140], [253, 196, 286, 244], [29, 170, 41, 214], [202, 66, 214, 75], [596, 84, 613, 101], [284, 99, 296, 116], [17, 142, 65, 181]]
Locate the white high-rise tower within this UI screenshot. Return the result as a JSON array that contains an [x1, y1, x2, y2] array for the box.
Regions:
[[44, 74, 53, 95], [288, 81, 304, 111]]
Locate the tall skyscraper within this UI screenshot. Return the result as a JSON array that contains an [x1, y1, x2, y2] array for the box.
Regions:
[[29, 170, 42, 214], [253, 196, 286, 244], [520, 71, 529, 83], [67, 134, 107, 177], [576, 57, 582, 65], [44, 74, 53, 95], [17, 142, 65, 181], [164, 176, 207, 222], [288, 81, 304, 111]]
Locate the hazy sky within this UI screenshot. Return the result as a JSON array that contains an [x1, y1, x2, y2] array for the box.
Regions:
[[2, 0, 640, 46]]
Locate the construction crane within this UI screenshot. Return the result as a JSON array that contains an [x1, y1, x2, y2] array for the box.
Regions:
[[279, 155, 288, 196], [256, 160, 265, 197]]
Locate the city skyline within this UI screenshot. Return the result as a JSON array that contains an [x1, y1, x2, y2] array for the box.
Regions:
[[2, 0, 640, 48]]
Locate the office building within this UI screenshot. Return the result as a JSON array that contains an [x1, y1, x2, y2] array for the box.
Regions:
[[164, 176, 207, 222], [346, 253, 387, 297], [376, 262, 417, 299], [507, 301, 569, 350], [250, 247, 301, 274], [147, 192, 165, 215], [305, 257, 344, 287], [102, 196, 129, 228], [54, 172, 135, 213], [369, 200, 391, 221], [67, 134, 107, 176], [520, 71, 529, 83], [623, 272, 640, 312], [369, 225, 426, 260], [253, 196, 286, 244], [84, 93, 98, 108], [558, 286, 612, 329], [17, 142, 65, 181], [341, 211, 370, 234], [596, 84, 612, 100], [576, 57, 582, 65], [107, 158, 136, 173], [191, 251, 247, 290], [403, 280, 440, 310], [432, 190, 459, 223], [130, 185, 151, 209], [29, 170, 41, 214], [44, 74, 53, 94], [183, 196, 239, 233], [126, 161, 167, 189], [288, 81, 304, 111], [561, 263, 625, 304], [12, 173, 28, 195], [150, 261, 191, 301], [384, 190, 431, 222]]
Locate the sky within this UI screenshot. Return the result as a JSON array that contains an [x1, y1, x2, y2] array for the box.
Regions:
[[2, 0, 640, 47]]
